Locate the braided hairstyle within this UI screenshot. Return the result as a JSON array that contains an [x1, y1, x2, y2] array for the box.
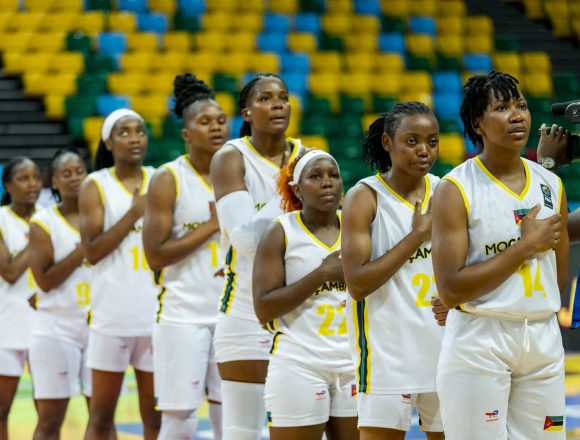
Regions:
[[1, 156, 36, 206], [238, 73, 286, 137], [173, 73, 215, 119], [277, 150, 308, 213], [362, 102, 436, 172], [460, 71, 521, 150]]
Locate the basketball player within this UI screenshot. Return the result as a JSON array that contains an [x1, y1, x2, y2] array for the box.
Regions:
[[432, 71, 568, 439]]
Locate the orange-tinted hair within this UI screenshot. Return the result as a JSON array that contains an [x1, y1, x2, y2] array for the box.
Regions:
[[277, 150, 308, 213]]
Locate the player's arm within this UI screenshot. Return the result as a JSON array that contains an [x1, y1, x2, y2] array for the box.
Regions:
[[568, 209, 580, 243], [432, 180, 562, 309], [341, 183, 431, 301], [555, 188, 569, 291], [0, 231, 29, 284], [79, 178, 143, 265], [143, 168, 219, 271], [253, 221, 343, 324], [29, 221, 84, 292]]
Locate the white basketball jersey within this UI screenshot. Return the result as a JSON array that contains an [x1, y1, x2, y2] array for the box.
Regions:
[[346, 174, 443, 394], [30, 205, 91, 347], [156, 155, 222, 326], [218, 136, 303, 320], [87, 166, 157, 336], [269, 211, 352, 373], [0, 206, 37, 350], [444, 157, 563, 320]]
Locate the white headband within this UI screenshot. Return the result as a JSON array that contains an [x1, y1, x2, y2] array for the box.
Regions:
[[101, 108, 144, 141], [290, 150, 338, 185]]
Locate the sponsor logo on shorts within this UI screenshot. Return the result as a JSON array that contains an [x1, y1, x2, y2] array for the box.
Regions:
[[401, 394, 411, 404], [58, 371, 68, 377], [259, 339, 271, 349], [485, 409, 499, 422], [118, 344, 128, 350], [544, 415, 564, 431], [351, 384, 357, 397], [315, 390, 327, 400]]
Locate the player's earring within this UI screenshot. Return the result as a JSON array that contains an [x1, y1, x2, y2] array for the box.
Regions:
[[247, 111, 251, 116]]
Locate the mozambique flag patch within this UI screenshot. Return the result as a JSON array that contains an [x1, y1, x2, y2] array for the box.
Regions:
[[513, 208, 530, 225], [544, 415, 564, 431]]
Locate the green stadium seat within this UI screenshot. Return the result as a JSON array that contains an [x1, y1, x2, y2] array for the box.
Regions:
[[172, 13, 200, 31], [66, 32, 92, 54], [407, 55, 433, 71], [301, 114, 334, 136], [212, 74, 238, 94], [371, 95, 396, 113], [439, 118, 462, 134], [436, 55, 462, 71], [84, 52, 115, 73], [333, 114, 362, 137], [87, 0, 112, 11], [430, 161, 455, 177], [553, 72, 580, 97], [381, 16, 405, 32], [300, 0, 326, 14], [67, 115, 85, 138], [65, 96, 95, 118], [329, 136, 362, 160], [338, 159, 369, 188], [305, 95, 332, 115], [340, 95, 365, 115], [319, 33, 345, 52], [76, 72, 108, 96], [494, 34, 520, 52], [162, 117, 183, 140]]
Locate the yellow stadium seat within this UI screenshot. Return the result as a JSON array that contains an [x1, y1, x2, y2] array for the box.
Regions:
[[206, 0, 235, 11], [406, 35, 434, 56], [152, 51, 189, 73], [140, 73, 175, 95], [108, 73, 145, 95], [522, 72, 553, 96], [23, 0, 54, 12], [194, 31, 227, 52], [2, 52, 23, 74], [523, 0, 544, 19], [521, 52, 551, 73], [465, 16, 494, 36], [493, 53, 521, 78], [269, 0, 298, 14], [0, 12, 14, 32], [465, 35, 493, 54], [44, 94, 65, 119], [438, 134, 465, 165], [401, 72, 432, 94], [108, 12, 137, 33], [375, 53, 405, 72], [53, 0, 83, 12], [549, 17, 572, 38], [120, 52, 154, 72], [149, 0, 176, 15], [6, 12, 44, 32], [437, 35, 463, 56], [371, 73, 402, 95], [361, 113, 379, 131], [183, 51, 218, 73], [83, 116, 104, 142], [399, 91, 432, 107], [327, 0, 353, 13], [162, 32, 191, 51], [346, 33, 377, 52], [410, 0, 436, 16], [202, 12, 233, 31], [231, 13, 263, 32], [133, 95, 170, 120], [4, 51, 51, 73], [39, 12, 79, 32], [289, 94, 302, 114], [127, 32, 159, 51], [309, 73, 340, 95], [224, 32, 256, 52], [437, 0, 466, 16], [0, 33, 32, 52], [344, 53, 375, 73], [24, 73, 77, 96], [310, 52, 343, 73], [381, 0, 410, 17], [238, 0, 265, 12], [571, 3, 580, 17], [75, 12, 105, 34], [340, 73, 371, 95], [50, 52, 85, 74], [248, 52, 280, 73], [322, 14, 351, 35], [0, 0, 19, 12], [437, 17, 464, 35], [216, 52, 249, 75], [300, 135, 329, 152], [215, 92, 236, 117], [351, 15, 381, 34], [288, 32, 317, 53], [28, 32, 66, 52]]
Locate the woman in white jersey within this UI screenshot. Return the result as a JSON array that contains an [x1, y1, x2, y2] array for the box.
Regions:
[[0, 156, 41, 439], [143, 74, 227, 440], [29, 149, 91, 439], [253, 150, 358, 440], [80, 109, 160, 440], [210, 73, 303, 439], [432, 71, 568, 439], [341, 102, 444, 440]]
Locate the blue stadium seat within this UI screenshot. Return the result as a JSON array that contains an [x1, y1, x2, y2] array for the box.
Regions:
[[280, 52, 310, 74], [178, 0, 205, 16], [119, 0, 147, 13], [229, 116, 244, 139], [257, 32, 287, 53], [281, 72, 307, 95], [433, 71, 462, 93], [98, 32, 128, 56], [96, 94, 131, 116], [138, 13, 169, 33], [409, 16, 437, 36], [264, 13, 291, 33], [295, 13, 321, 34], [434, 92, 462, 121], [464, 135, 477, 154], [355, 0, 381, 15], [379, 33, 405, 53], [463, 54, 493, 72]]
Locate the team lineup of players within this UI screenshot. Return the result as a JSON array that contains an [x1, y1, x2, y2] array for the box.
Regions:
[[0, 69, 571, 440]]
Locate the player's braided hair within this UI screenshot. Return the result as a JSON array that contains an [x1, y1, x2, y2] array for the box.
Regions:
[[238, 73, 286, 137], [362, 102, 436, 172], [461, 71, 521, 150], [173, 73, 215, 119]]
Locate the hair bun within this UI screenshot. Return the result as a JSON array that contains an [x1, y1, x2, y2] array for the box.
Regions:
[[173, 73, 215, 118]]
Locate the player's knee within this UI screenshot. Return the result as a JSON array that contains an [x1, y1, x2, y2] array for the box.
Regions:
[[36, 417, 62, 436], [141, 408, 161, 431], [0, 403, 11, 422], [89, 411, 115, 434]]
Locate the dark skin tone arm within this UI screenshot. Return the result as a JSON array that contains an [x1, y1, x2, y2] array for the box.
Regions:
[[432, 180, 567, 309], [79, 179, 145, 265], [341, 183, 432, 301], [142, 168, 220, 271], [253, 222, 344, 325], [0, 235, 29, 284], [210, 145, 247, 201], [29, 222, 84, 292]]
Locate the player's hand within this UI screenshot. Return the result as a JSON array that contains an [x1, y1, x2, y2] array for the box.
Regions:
[[213, 267, 225, 278], [431, 296, 448, 326], [320, 250, 345, 283], [521, 205, 561, 254], [28, 293, 37, 310], [130, 187, 146, 218], [208, 202, 220, 232], [412, 199, 432, 242], [538, 123, 570, 167]]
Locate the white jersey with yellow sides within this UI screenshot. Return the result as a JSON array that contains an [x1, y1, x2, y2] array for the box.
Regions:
[[0, 206, 37, 350], [269, 211, 352, 373], [156, 155, 222, 327], [87, 166, 157, 336], [346, 173, 443, 395], [30, 204, 91, 347], [218, 136, 303, 320], [444, 156, 563, 320]]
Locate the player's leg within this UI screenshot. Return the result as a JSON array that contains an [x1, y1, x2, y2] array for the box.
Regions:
[[206, 330, 223, 440], [326, 370, 358, 440], [358, 393, 412, 440], [0, 349, 27, 440], [132, 335, 160, 440]]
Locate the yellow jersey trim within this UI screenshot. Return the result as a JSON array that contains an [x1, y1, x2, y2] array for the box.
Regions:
[[53, 205, 80, 235], [183, 154, 213, 193], [474, 156, 530, 200], [557, 177, 564, 214], [243, 136, 301, 170], [110, 166, 148, 197], [88, 176, 106, 205], [163, 163, 180, 199], [295, 211, 341, 251], [30, 218, 51, 236], [443, 175, 471, 217], [376, 173, 430, 211]]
